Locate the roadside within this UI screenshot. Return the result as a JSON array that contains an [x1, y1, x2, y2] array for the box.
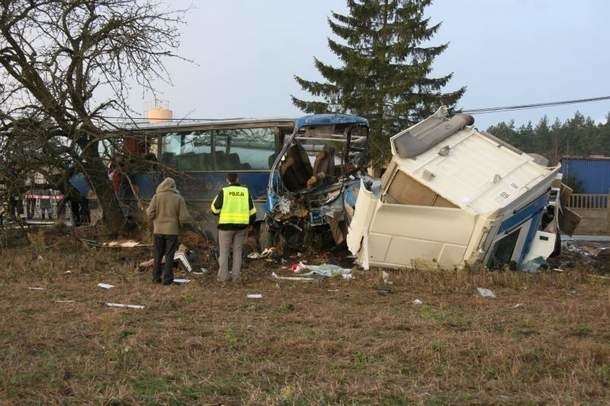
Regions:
[[0, 232, 608, 404]]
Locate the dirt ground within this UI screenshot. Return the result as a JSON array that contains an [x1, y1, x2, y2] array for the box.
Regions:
[[0, 232, 608, 405]]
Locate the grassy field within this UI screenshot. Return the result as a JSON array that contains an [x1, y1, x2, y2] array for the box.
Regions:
[[0, 234, 608, 405]]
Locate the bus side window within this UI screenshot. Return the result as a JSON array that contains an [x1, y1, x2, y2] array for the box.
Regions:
[[220, 128, 275, 170], [162, 131, 213, 171]]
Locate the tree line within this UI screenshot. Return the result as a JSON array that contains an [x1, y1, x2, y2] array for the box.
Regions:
[[486, 112, 610, 164]]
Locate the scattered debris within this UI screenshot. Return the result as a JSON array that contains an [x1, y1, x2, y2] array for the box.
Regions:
[[271, 272, 315, 281], [300, 263, 352, 278], [247, 247, 275, 259], [105, 240, 145, 248], [381, 271, 393, 284], [81, 239, 151, 248], [55, 300, 76, 303], [376, 285, 393, 296], [247, 293, 263, 299], [477, 287, 496, 298], [512, 303, 524, 308], [64, 270, 72, 274], [174, 251, 192, 272], [290, 262, 306, 273], [136, 258, 154, 272], [105, 303, 144, 309], [37, 255, 44, 261], [173, 278, 191, 284], [560, 242, 610, 274], [135, 244, 204, 274], [28, 286, 45, 291], [97, 283, 115, 289], [413, 299, 423, 305], [521, 256, 547, 273]]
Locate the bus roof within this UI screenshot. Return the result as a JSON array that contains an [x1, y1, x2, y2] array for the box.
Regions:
[[114, 117, 295, 134], [114, 114, 369, 134], [294, 114, 369, 129]]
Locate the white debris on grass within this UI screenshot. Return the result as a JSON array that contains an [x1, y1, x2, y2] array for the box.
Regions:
[[271, 272, 315, 281], [413, 299, 423, 305], [300, 264, 352, 278], [247, 247, 275, 259], [104, 240, 145, 248], [105, 303, 144, 309], [28, 287, 45, 291], [247, 293, 263, 299], [477, 287, 496, 298], [173, 278, 191, 284], [97, 283, 115, 289], [512, 303, 524, 308], [173, 252, 192, 272]]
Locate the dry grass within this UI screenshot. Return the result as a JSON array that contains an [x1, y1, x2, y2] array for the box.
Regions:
[[0, 235, 608, 405]]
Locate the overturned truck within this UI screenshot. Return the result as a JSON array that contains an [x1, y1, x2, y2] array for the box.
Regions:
[[347, 107, 579, 271]]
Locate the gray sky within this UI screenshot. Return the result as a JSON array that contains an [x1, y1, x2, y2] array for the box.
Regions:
[[137, 0, 610, 129]]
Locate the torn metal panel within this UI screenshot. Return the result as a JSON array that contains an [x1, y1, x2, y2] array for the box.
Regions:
[[522, 231, 557, 263]]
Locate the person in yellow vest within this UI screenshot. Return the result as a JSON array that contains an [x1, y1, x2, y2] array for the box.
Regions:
[[210, 173, 257, 283]]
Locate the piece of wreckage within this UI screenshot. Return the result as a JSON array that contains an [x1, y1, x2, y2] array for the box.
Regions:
[[347, 106, 581, 271], [264, 114, 370, 250]]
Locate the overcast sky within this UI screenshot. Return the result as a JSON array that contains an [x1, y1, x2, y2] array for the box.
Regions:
[[135, 0, 610, 130]]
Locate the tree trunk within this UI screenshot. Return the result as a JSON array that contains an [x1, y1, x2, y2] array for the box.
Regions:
[[81, 149, 125, 235]]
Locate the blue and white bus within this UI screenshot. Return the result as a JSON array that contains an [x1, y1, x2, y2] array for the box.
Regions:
[[104, 114, 369, 238]]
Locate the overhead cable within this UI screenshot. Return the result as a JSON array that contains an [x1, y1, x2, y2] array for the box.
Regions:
[[96, 95, 610, 122]]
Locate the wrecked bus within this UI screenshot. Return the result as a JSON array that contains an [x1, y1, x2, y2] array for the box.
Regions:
[[264, 114, 370, 249], [105, 115, 369, 241], [347, 107, 578, 271]]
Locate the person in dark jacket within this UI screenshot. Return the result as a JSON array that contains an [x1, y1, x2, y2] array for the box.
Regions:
[[210, 173, 256, 283], [146, 177, 191, 285]]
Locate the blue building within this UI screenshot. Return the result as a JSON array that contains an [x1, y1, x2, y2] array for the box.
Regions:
[[561, 156, 610, 194]]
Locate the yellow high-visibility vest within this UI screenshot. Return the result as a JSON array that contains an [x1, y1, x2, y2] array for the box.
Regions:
[[211, 185, 256, 225]]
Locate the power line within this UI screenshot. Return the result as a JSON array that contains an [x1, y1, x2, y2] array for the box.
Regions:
[[461, 95, 610, 115], [98, 94, 610, 122]]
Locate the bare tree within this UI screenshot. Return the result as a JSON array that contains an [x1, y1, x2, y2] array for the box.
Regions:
[[0, 0, 184, 234]]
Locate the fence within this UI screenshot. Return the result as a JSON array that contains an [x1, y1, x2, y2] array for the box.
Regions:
[[568, 193, 608, 209], [566, 192, 610, 234]]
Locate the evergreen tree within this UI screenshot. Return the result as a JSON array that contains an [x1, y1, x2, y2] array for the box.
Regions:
[[292, 0, 465, 164], [487, 111, 610, 164]]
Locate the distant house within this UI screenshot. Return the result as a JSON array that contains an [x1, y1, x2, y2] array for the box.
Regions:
[[561, 156, 610, 194]]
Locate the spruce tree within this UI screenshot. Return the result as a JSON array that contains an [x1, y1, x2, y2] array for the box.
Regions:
[[292, 0, 465, 164]]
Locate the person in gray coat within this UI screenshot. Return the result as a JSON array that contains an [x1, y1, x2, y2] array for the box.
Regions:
[[146, 177, 191, 285]]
